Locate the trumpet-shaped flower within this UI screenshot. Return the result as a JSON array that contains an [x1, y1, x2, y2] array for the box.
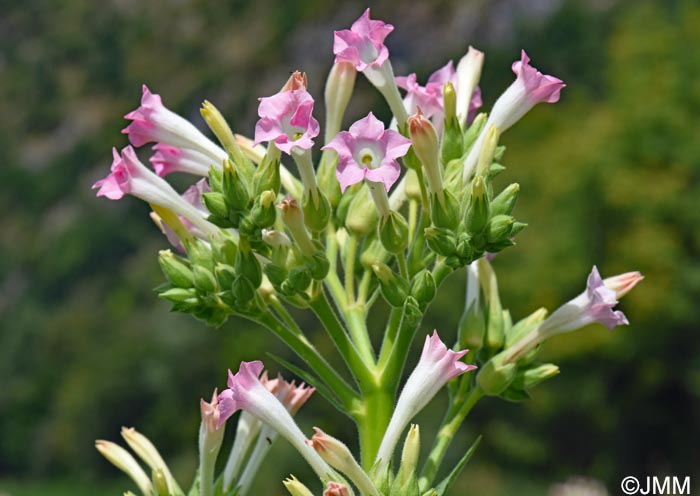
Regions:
[[217, 361, 333, 481], [505, 266, 641, 363], [375, 331, 476, 470], [322, 112, 411, 192], [333, 8, 393, 71], [93, 146, 218, 237], [396, 62, 456, 118], [149, 144, 214, 177], [463, 50, 565, 179], [123, 85, 227, 163], [254, 89, 320, 155]]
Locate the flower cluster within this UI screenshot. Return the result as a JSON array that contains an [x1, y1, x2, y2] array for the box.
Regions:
[[94, 8, 641, 496]]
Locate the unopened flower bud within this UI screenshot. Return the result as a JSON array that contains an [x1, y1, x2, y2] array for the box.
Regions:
[[214, 263, 236, 292], [463, 112, 486, 151], [441, 82, 464, 163], [222, 159, 250, 211], [251, 190, 278, 228], [486, 215, 515, 244], [201, 191, 229, 220], [308, 250, 331, 281], [372, 262, 409, 307], [253, 146, 282, 196], [476, 352, 517, 395], [236, 245, 262, 288], [456, 232, 474, 262], [511, 363, 560, 390], [159, 250, 194, 288], [95, 440, 153, 496], [603, 271, 644, 298], [475, 125, 501, 178], [302, 190, 332, 232], [262, 229, 291, 248], [282, 71, 308, 91], [408, 110, 443, 199], [424, 226, 457, 257], [280, 197, 315, 255], [490, 183, 520, 216], [465, 176, 490, 234], [324, 482, 350, 496], [308, 428, 379, 495], [395, 424, 420, 487], [232, 274, 256, 303], [287, 266, 312, 293], [346, 184, 378, 236], [120, 427, 179, 496], [324, 62, 356, 142], [193, 265, 217, 293], [430, 189, 460, 229], [158, 287, 198, 309], [284, 476, 315, 496], [263, 263, 288, 287], [458, 293, 486, 351], [201, 100, 254, 179], [456, 46, 485, 127], [410, 269, 436, 305], [380, 210, 409, 254], [152, 469, 169, 496]]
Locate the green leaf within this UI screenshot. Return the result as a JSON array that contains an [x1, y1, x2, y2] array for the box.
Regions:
[[266, 353, 350, 416], [431, 436, 482, 496]]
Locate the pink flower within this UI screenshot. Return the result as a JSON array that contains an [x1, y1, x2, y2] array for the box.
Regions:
[[94, 146, 218, 238], [122, 85, 226, 163], [254, 89, 320, 155], [375, 331, 475, 470], [396, 61, 456, 119], [333, 8, 394, 71], [217, 361, 333, 481], [322, 112, 411, 192], [199, 389, 221, 434], [463, 50, 565, 179], [541, 266, 630, 333], [149, 144, 213, 177]]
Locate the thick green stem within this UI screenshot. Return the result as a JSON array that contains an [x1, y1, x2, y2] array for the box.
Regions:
[[309, 291, 372, 384], [419, 386, 484, 489], [251, 312, 359, 408], [355, 385, 394, 470]]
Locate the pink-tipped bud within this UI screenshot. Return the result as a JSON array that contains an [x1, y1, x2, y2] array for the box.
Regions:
[[603, 271, 644, 299], [199, 388, 221, 433], [408, 108, 442, 196], [282, 71, 308, 92], [324, 482, 350, 496]]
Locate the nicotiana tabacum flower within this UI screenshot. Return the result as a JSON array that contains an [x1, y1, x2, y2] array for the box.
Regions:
[[323, 112, 411, 192], [93, 7, 643, 496]]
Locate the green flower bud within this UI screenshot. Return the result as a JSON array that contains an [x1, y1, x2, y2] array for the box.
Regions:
[[283, 476, 315, 496], [456, 232, 474, 261], [222, 159, 250, 211], [410, 269, 436, 305], [236, 246, 262, 288], [478, 258, 505, 351], [252, 148, 281, 196], [192, 265, 217, 293], [288, 266, 312, 293], [202, 192, 229, 219], [511, 221, 527, 237], [359, 237, 391, 269], [403, 295, 423, 328], [505, 307, 548, 347], [380, 210, 409, 254], [424, 226, 457, 257], [152, 469, 169, 496], [372, 262, 409, 307], [487, 163, 507, 180], [159, 287, 197, 306], [458, 302, 486, 350], [465, 175, 490, 234], [232, 275, 256, 304], [201, 100, 254, 179], [302, 190, 332, 232], [346, 184, 378, 236], [251, 190, 277, 228], [215, 263, 237, 291], [477, 352, 517, 396], [308, 250, 330, 280], [490, 183, 520, 216], [263, 263, 288, 287], [158, 250, 193, 288], [409, 110, 443, 198], [463, 113, 486, 152], [395, 424, 420, 487], [430, 189, 461, 229], [475, 125, 500, 178], [486, 215, 515, 244], [441, 83, 464, 163], [280, 198, 315, 256], [511, 363, 560, 390], [185, 239, 215, 272]]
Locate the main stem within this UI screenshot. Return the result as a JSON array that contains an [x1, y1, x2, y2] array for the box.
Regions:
[[355, 383, 394, 470]]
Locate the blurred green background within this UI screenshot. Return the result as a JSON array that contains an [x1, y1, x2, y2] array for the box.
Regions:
[[1, 0, 699, 494]]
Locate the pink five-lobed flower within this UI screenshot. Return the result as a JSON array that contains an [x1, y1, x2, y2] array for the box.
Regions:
[[322, 112, 411, 192], [375, 331, 476, 470], [254, 89, 320, 155], [463, 50, 565, 179], [149, 144, 213, 178], [122, 85, 226, 163], [333, 8, 394, 72], [217, 361, 332, 481]]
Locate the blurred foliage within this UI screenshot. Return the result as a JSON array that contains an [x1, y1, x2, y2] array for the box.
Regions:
[[1, 0, 698, 494]]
